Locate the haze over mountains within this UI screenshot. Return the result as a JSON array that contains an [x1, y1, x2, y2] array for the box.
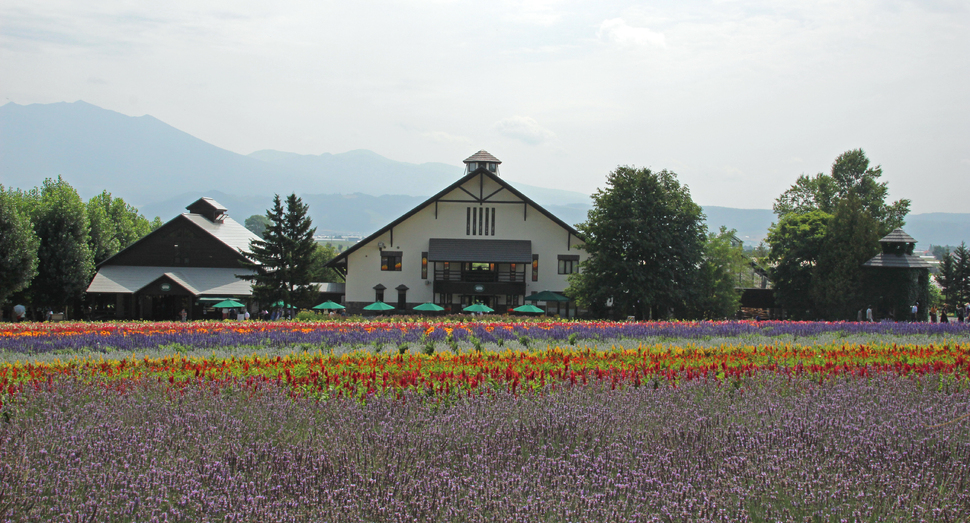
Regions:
[[1, 100, 967, 248]]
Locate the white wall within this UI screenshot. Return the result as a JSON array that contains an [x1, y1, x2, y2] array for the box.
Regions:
[[344, 174, 586, 304]]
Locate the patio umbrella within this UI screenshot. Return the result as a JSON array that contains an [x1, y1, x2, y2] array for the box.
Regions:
[[463, 303, 494, 313], [212, 299, 246, 309], [523, 291, 569, 302], [413, 302, 445, 312], [270, 300, 297, 309], [312, 300, 345, 310], [513, 304, 545, 314], [363, 301, 396, 311]]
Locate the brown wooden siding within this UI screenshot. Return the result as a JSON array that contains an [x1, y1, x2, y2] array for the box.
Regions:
[[103, 216, 247, 268]]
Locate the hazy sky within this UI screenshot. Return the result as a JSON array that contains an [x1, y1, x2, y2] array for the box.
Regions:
[[2, 0, 968, 213]]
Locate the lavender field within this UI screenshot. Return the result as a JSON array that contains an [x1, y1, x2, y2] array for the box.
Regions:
[[1, 374, 968, 522]]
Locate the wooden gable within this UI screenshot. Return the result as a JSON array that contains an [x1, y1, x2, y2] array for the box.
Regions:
[[102, 215, 247, 268]]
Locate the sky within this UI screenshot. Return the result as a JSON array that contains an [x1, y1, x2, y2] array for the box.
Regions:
[[2, 0, 968, 213]]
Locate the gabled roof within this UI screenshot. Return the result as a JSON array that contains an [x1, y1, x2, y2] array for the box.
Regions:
[[97, 211, 259, 268], [86, 266, 255, 295], [325, 168, 582, 268], [879, 228, 917, 244], [863, 254, 934, 269], [464, 150, 502, 164]]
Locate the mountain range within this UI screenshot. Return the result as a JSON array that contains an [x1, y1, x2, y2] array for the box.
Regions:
[[1, 100, 967, 248]]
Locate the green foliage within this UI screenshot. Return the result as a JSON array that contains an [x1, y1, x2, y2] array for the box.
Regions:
[[689, 227, 745, 319], [26, 177, 94, 309], [811, 194, 881, 320], [766, 211, 831, 319], [307, 243, 343, 283], [773, 149, 910, 235], [244, 214, 272, 239], [0, 185, 39, 304], [239, 194, 320, 310], [768, 150, 911, 320], [935, 243, 970, 313], [86, 190, 157, 265], [567, 166, 705, 319]]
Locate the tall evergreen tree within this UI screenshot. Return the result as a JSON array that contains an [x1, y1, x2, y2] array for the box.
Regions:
[[937, 243, 970, 313], [239, 194, 319, 310], [0, 185, 40, 306]]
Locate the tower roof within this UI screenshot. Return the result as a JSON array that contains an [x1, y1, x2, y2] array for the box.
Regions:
[[879, 228, 917, 244], [463, 150, 501, 164]]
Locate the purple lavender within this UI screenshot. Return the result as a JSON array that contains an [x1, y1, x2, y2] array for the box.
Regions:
[[0, 374, 967, 521]]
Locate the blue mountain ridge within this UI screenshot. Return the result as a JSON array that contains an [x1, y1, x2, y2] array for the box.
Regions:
[[2, 101, 967, 248]]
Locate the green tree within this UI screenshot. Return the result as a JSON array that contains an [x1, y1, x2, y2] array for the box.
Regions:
[[766, 210, 831, 319], [27, 177, 94, 313], [768, 149, 910, 319], [307, 243, 344, 283], [774, 149, 909, 235], [936, 243, 970, 313], [689, 227, 744, 319], [239, 194, 319, 310], [87, 191, 158, 265], [567, 166, 706, 320], [244, 214, 272, 239], [811, 194, 881, 320], [0, 185, 40, 305]]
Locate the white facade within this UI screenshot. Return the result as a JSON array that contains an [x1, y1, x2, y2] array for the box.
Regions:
[[329, 152, 586, 314]]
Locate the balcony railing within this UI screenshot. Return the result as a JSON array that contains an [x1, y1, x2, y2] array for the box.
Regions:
[[434, 270, 525, 283]]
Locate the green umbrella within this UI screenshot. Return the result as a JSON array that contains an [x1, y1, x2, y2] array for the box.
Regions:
[[212, 299, 246, 309], [523, 291, 569, 302], [363, 301, 396, 311], [271, 300, 297, 309], [312, 300, 345, 310], [513, 304, 545, 314], [413, 302, 445, 312], [463, 303, 494, 313]]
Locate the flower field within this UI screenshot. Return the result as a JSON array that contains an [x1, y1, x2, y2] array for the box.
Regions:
[[1, 320, 969, 521]]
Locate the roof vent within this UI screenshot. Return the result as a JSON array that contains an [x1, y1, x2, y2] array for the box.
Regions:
[[186, 197, 228, 222]]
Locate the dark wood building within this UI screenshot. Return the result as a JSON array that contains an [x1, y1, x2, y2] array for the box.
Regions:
[[862, 228, 933, 321], [86, 198, 258, 320]]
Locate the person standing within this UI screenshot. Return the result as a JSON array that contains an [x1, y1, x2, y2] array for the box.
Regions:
[[866, 306, 873, 322], [930, 306, 938, 323], [941, 308, 948, 324], [180, 308, 188, 322], [911, 302, 919, 322]]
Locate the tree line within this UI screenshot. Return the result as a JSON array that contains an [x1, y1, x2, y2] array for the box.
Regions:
[[565, 148, 938, 321], [0, 176, 160, 318]]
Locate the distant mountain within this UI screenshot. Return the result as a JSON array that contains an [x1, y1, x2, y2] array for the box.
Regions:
[[2, 100, 966, 247]]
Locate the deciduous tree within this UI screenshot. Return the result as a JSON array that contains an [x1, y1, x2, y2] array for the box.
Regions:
[[0, 185, 39, 305], [567, 166, 705, 320]]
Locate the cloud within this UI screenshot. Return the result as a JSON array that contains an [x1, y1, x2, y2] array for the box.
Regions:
[[597, 18, 665, 48], [421, 130, 471, 144], [492, 116, 557, 145]]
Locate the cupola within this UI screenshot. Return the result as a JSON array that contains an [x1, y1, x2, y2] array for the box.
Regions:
[[186, 197, 228, 223], [463, 150, 502, 175]]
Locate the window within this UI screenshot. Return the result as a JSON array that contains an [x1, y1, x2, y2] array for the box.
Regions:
[[558, 255, 580, 274], [467, 207, 496, 236], [421, 252, 428, 279], [381, 251, 402, 271], [532, 254, 539, 281]]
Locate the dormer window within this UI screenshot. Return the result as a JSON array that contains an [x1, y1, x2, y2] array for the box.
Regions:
[[487, 162, 497, 172], [468, 162, 477, 172]]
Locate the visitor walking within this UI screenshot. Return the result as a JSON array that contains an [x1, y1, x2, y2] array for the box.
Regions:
[[911, 302, 919, 322]]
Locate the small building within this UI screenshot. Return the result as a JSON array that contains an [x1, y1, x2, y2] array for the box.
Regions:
[[325, 151, 586, 315], [862, 228, 933, 321], [86, 198, 258, 320]]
